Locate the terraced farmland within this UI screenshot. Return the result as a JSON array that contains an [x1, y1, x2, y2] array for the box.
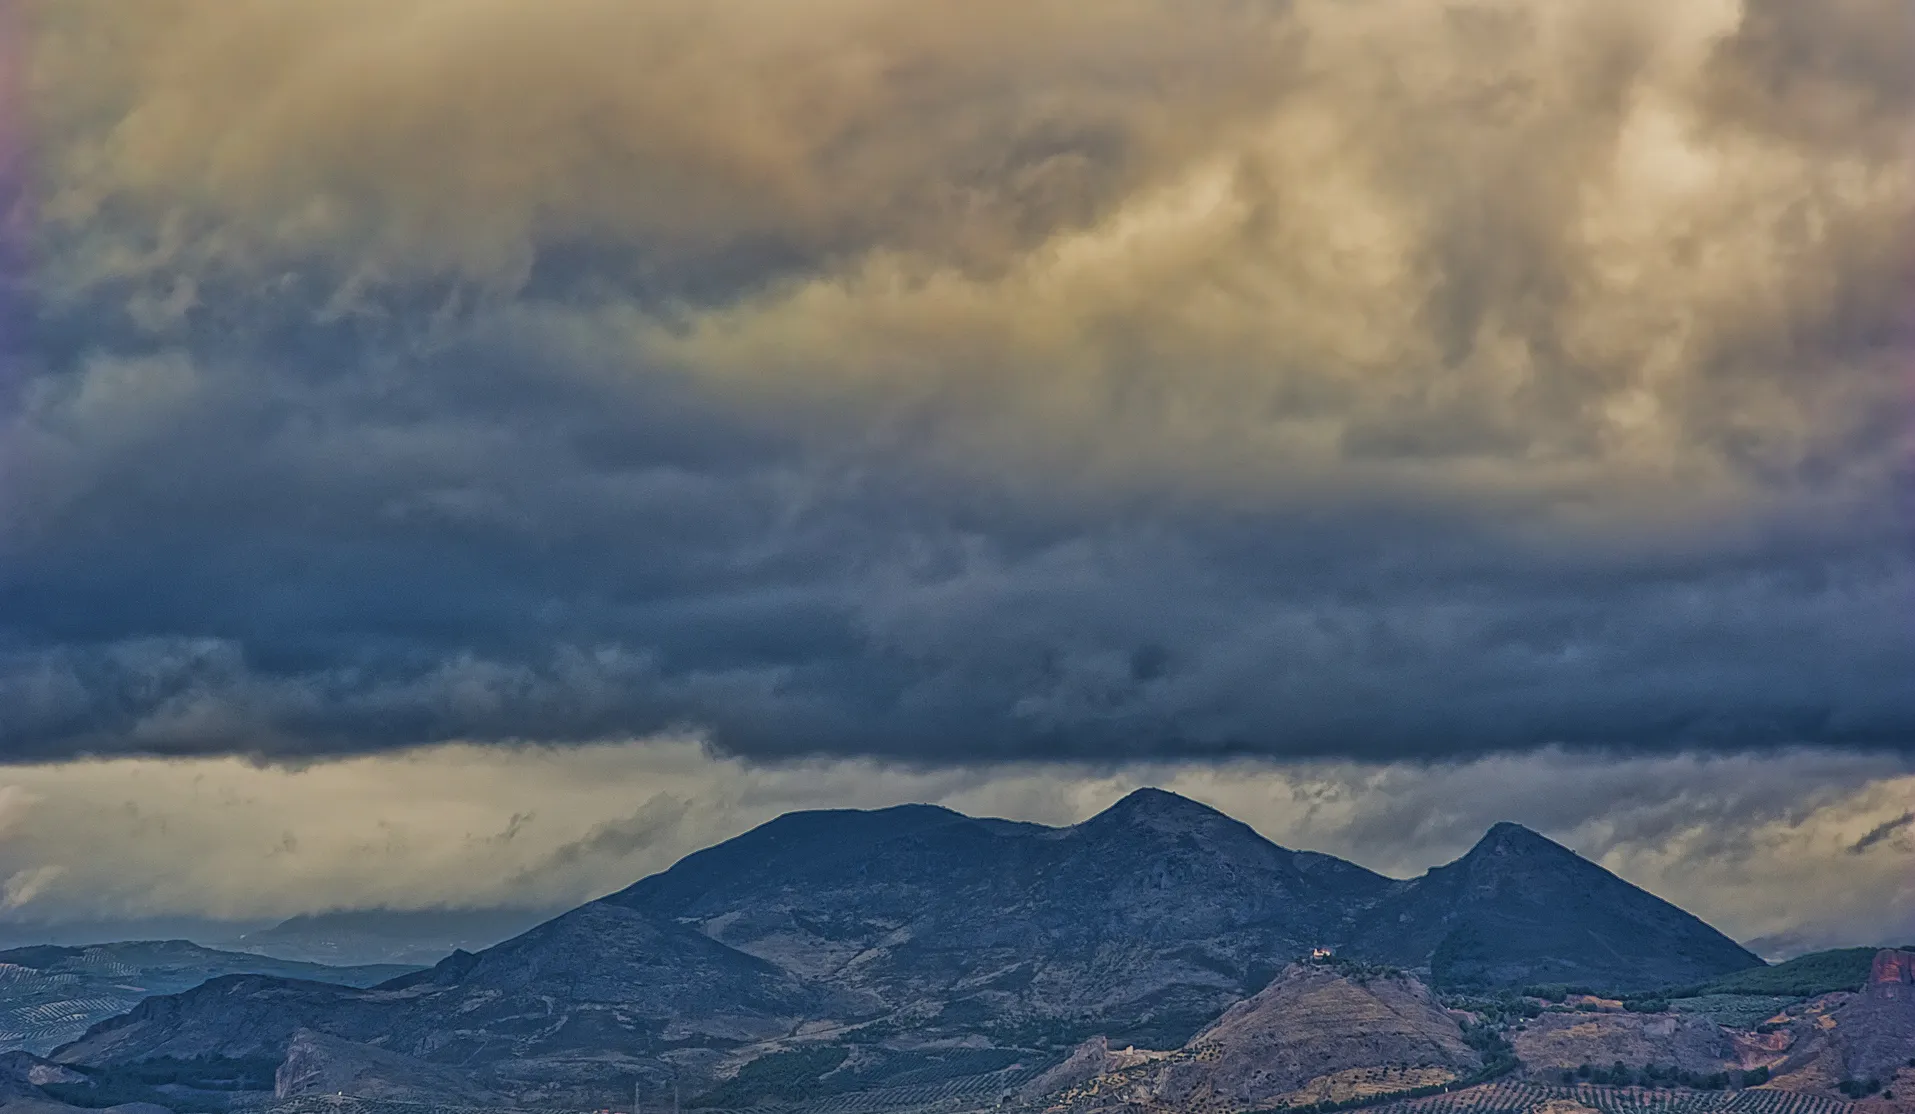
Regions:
[[779, 1063, 1050, 1114], [249, 1069, 1051, 1114], [252, 1098, 539, 1114], [1371, 1082, 1858, 1114]]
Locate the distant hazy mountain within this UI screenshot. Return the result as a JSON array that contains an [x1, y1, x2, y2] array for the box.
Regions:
[[51, 790, 1763, 1109], [0, 941, 415, 1056], [229, 908, 556, 967]]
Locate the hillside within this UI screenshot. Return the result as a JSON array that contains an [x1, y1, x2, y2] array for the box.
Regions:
[[1671, 949, 1898, 999], [1349, 824, 1761, 992], [1022, 964, 1483, 1114], [1156, 964, 1482, 1110]]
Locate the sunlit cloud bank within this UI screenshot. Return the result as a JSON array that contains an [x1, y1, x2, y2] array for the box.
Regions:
[[0, 741, 1909, 954]]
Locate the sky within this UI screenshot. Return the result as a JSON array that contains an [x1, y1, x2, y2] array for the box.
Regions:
[[0, 0, 1911, 950]]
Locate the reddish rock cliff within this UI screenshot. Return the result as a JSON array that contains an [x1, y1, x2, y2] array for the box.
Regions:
[[1868, 949, 1913, 995]]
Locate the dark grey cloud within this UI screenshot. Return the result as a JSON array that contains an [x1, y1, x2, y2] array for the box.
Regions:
[[2, 0, 1912, 765], [1850, 811, 1915, 855]]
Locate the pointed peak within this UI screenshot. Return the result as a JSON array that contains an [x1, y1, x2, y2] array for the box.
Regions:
[[1470, 821, 1573, 857], [1077, 787, 1265, 841], [1093, 787, 1225, 823]]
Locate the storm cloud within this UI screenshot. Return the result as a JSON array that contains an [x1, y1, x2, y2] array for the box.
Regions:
[[2, 0, 1913, 763]]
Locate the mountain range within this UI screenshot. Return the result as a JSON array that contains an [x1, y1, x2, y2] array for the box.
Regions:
[[0, 942, 416, 1058], [226, 910, 556, 969], [48, 789, 1764, 1109]]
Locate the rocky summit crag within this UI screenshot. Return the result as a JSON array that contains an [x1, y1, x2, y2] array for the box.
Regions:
[[49, 790, 1762, 1109]]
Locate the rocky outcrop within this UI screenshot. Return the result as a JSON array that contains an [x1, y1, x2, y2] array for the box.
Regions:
[[1027, 966, 1479, 1114], [1868, 949, 1913, 994], [1152, 965, 1479, 1110], [1839, 950, 1915, 1082], [1737, 954, 1915, 1099]]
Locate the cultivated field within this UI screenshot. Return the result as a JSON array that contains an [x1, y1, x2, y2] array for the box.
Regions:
[[1371, 1082, 1857, 1114]]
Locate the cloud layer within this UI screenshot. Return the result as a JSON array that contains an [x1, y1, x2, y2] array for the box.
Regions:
[[1, 0, 1912, 761]]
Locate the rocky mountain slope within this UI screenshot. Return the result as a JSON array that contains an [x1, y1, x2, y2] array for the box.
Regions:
[[48, 791, 1763, 1108], [0, 942, 416, 1057], [609, 791, 1400, 1046], [1757, 949, 1915, 1097], [273, 1029, 504, 1105]]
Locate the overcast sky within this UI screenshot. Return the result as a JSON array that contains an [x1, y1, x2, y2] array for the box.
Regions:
[[0, 0, 1911, 947]]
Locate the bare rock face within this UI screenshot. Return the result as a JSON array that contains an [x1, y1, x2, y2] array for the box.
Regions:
[[275, 1028, 502, 1104], [1868, 950, 1914, 993], [1839, 950, 1915, 1082], [1511, 1011, 1737, 1073], [1151, 965, 1479, 1110], [1720, 958, 1915, 1102]]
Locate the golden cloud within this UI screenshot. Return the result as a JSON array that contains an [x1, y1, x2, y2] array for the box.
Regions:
[[22, 0, 1914, 514]]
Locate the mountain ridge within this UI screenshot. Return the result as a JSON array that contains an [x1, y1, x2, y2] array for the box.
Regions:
[[49, 790, 1763, 1108]]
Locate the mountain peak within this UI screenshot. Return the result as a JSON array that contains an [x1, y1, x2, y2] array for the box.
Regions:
[[1469, 821, 1573, 857], [1089, 787, 1228, 826], [1074, 788, 1283, 855]]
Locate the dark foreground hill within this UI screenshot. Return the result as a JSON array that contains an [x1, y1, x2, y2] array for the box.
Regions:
[[51, 790, 1761, 1108]]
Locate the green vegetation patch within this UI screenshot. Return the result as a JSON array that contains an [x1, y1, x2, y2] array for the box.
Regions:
[[1560, 1062, 1772, 1090], [1669, 994, 1797, 1028], [44, 1054, 281, 1114], [1664, 948, 1879, 998]]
